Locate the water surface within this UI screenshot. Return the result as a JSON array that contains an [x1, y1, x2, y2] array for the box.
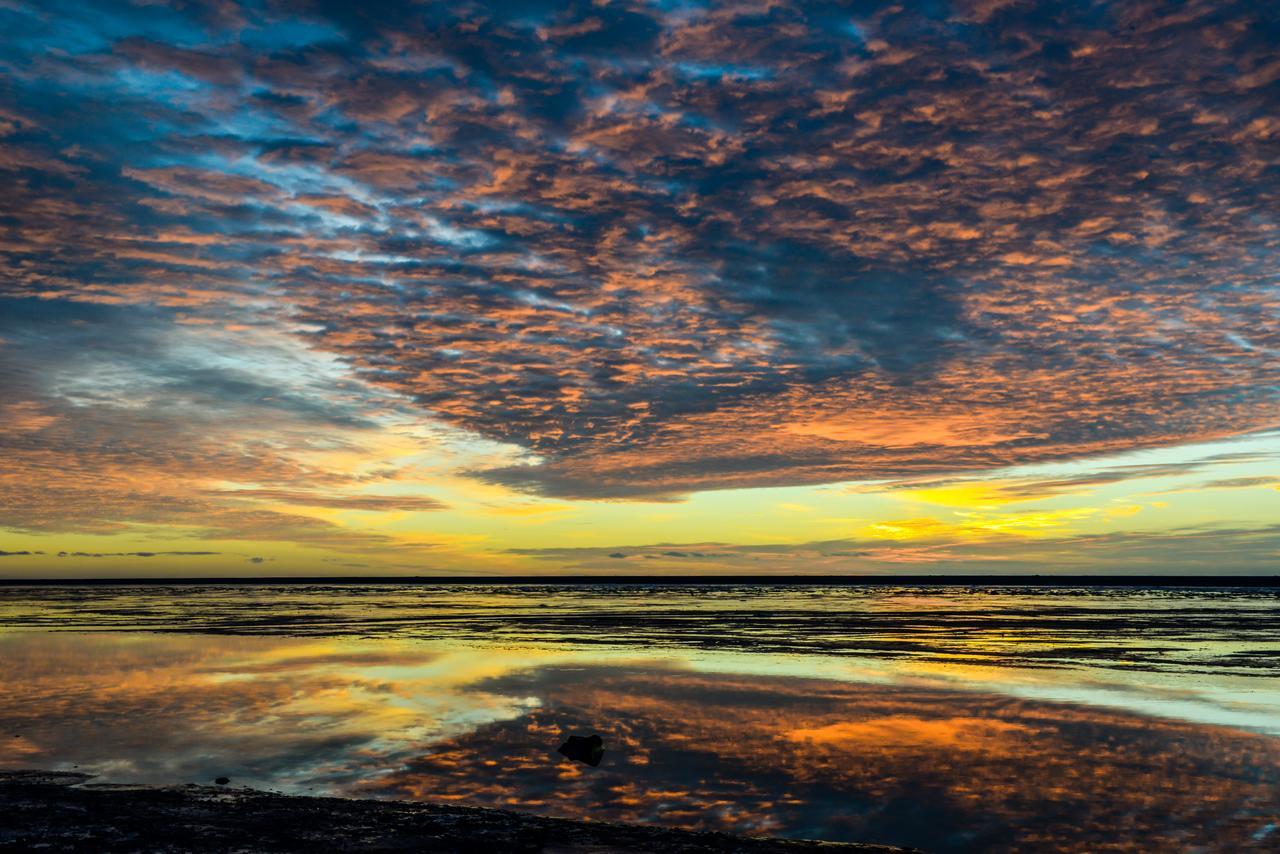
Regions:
[[1, 584, 1277, 851]]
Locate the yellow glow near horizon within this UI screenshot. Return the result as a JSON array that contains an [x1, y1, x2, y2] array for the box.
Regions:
[[1, 429, 1276, 577]]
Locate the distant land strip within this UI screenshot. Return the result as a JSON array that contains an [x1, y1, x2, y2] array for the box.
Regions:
[[1, 575, 1278, 587]]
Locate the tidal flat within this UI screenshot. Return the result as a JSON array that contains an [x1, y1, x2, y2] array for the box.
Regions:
[[1, 583, 1278, 852]]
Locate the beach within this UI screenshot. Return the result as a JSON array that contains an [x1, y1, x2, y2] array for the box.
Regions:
[[2, 583, 1279, 851], [0, 771, 916, 853]]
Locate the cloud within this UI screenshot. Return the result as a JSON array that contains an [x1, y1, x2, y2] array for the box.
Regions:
[[849, 447, 1280, 501], [54, 551, 220, 558], [212, 489, 447, 512], [507, 521, 1280, 574], [1197, 476, 1280, 490], [0, 298, 444, 551], [0, 0, 1277, 508]]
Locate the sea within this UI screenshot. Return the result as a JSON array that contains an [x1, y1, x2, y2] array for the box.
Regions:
[[1, 582, 1278, 852]]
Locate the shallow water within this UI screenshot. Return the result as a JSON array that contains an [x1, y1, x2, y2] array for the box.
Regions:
[[1, 584, 1278, 851]]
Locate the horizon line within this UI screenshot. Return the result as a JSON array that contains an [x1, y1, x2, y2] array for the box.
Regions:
[[2, 574, 1278, 587]]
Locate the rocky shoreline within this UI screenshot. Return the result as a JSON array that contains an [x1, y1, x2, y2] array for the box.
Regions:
[[0, 770, 920, 853]]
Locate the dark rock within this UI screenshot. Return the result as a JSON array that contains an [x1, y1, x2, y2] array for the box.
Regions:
[[214, 777, 230, 785], [0, 771, 93, 788], [557, 733, 604, 767]]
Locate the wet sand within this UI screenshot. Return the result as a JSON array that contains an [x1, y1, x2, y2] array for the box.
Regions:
[[3, 586, 1277, 850], [0, 770, 916, 853]]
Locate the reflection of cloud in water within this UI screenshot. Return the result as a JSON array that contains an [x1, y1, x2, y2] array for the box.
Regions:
[[7, 585, 1278, 735], [0, 633, 541, 792], [6, 586, 1279, 683], [372, 667, 1280, 852], [787, 716, 1032, 753], [0, 633, 1277, 851]]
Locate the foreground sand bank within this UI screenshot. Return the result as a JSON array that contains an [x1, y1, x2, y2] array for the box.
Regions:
[[0, 770, 918, 853]]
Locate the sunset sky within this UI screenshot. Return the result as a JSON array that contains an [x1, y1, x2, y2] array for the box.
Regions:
[[1, 0, 1278, 577]]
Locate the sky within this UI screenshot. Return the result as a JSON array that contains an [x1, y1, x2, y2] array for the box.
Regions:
[[0, 0, 1278, 577]]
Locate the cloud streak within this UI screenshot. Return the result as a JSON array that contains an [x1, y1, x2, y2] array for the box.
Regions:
[[509, 521, 1280, 574], [54, 551, 220, 559]]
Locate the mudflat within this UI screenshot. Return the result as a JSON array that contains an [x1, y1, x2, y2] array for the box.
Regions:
[[0, 771, 918, 853]]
